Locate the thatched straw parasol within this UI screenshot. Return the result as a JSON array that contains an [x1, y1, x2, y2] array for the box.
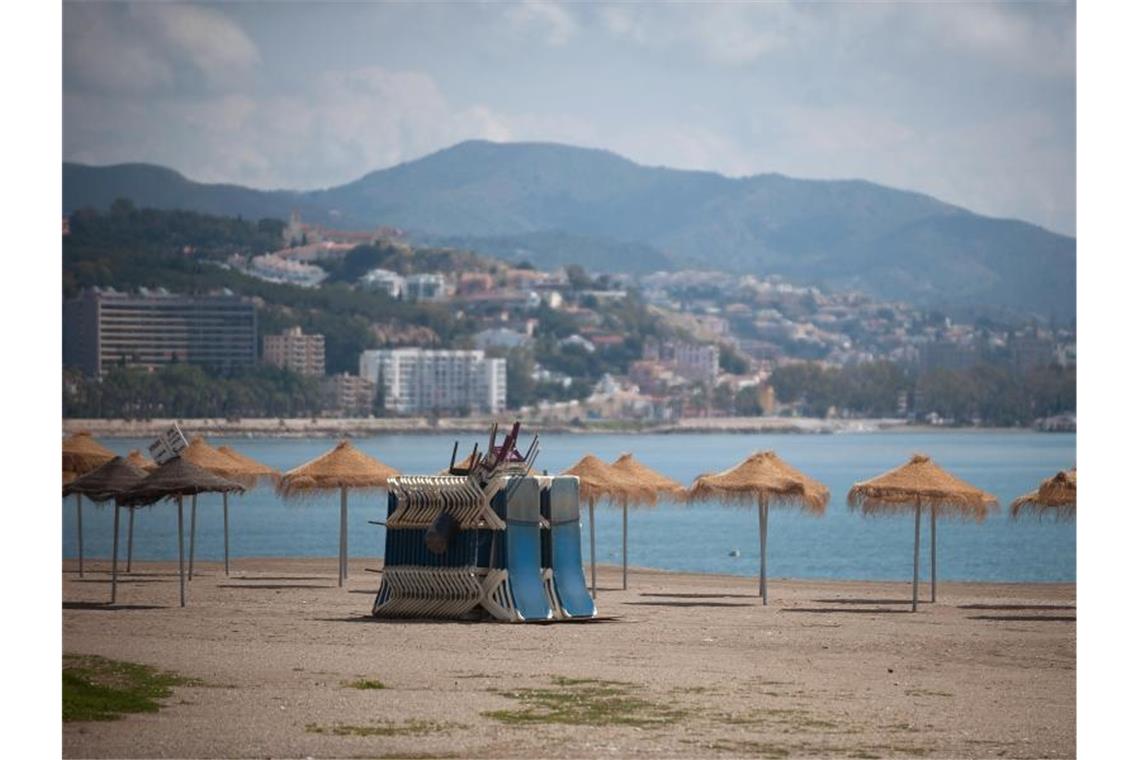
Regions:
[[848, 454, 997, 612], [120, 457, 245, 607], [1011, 469, 1076, 520], [64, 456, 148, 502], [561, 454, 655, 598], [126, 449, 157, 471], [688, 451, 829, 605], [62, 431, 116, 474], [214, 444, 280, 575], [610, 453, 685, 591], [62, 432, 117, 578], [218, 445, 279, 482], [63, 457, 149, 603], [179, 437, 251, 579], [123, 450, 156, 573], [277, 440, 399, 587]]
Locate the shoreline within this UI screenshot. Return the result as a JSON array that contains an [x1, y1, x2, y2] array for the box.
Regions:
[[62, 416, 1062, 438], [62, 557, 1076, 588]]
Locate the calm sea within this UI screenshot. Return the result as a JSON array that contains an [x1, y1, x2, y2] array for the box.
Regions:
[[62, 431, 1076, 583]]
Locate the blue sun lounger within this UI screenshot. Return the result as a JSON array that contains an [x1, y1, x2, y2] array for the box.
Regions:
[[546, 477, 596, 619], [486, 476, 553, 622]]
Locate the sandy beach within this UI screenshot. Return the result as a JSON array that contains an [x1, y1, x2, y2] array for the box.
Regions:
[[62, 558, 1075, 758]]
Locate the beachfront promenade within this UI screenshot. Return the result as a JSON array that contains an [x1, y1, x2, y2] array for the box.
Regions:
[[63, 558, 1075, 758]]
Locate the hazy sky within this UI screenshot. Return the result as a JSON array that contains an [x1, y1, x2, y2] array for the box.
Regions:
[[63, 1, 1076, 235]]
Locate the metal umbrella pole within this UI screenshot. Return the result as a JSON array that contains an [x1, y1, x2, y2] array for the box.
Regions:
[[110, 504, 121, 604], [931, 504, 937, 603], [622, 503, 628, 591], [589, 497, 597, 599], [177, 496, 186, 608], [912, 502, 921, 613], [223, 492, 230, 576], [126, 508, 135, 573], [339, 487, 348, 587], [75, 493, 84, 577], [188, 494, 197, 581], [758, 495, 769, 604]]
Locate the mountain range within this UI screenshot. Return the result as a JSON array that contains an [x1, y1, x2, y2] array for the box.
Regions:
[[63, 140, 1075, 320]]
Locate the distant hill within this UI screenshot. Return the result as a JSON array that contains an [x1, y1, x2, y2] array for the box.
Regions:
[[64, 140, 1075, 319]]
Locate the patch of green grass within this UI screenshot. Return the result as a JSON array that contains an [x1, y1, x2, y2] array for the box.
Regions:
[[305, 720, 460, 737], [63, 654, 200, 722], [344, 679, 387, 690], [483, 677, 689, 728], [714, 707, 841, 732]]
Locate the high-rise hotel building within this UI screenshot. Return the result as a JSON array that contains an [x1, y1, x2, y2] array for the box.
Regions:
[[63, 289, 258, 376], [359, 348, 507, 415]]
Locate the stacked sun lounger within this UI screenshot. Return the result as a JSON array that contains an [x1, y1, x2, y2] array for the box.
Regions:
[[372, 424, 597, 623]]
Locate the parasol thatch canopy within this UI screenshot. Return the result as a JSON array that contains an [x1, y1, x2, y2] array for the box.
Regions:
[[217, 445, 279, 483], [611, 453, 685, 500], [126, 449, 157, 472], [119, 456, 246, 507], [689, 451, 830, 512], [62, 431, 116, 477], [1011, 469, 1076, 520], [277, 440, 399, 498], [63, 456, 149, 502], [561, 454, 657, 506], [847, 454, 997, 520], [181, 436, 251, 485], [606, 452, 684, 592]]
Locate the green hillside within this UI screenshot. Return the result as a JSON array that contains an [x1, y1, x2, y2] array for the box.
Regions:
[[63, 140, 1076, 318]]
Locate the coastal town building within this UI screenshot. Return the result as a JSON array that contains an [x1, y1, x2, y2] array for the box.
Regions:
[[247, 253, 326, 288], [262, 326, 326, 377], [283, 210, 402, 247], [360, 268, 405, 298], [919, 340, 978, 372], [473, 327, 531, 352], [359, 348, 507, 415], [673, 342, 720, 386], [320, 373, 375, 417], [63, 288, 257, 376], [405, 273, 449, 302]]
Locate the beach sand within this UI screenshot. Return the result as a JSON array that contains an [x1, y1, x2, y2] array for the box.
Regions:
[[63, 558, 1074, 758]]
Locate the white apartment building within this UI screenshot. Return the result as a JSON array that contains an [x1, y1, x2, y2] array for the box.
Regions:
[[359, 348, 507, 415], [405, 273, 449, 302], [360, 268, 405, 298]]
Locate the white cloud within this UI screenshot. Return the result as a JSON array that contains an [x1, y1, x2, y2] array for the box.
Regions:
[[66, 65, 516, 191], [63, 2, 259, 94], [922, 2, 1075, 78], [129, 3, 260, 86], [597, 2, 801, 66], [504, 1, 577, 47], [64, 4, 174, 93]]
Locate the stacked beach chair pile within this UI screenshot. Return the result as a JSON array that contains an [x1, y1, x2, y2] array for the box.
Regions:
[[372, 423, 597, 622]]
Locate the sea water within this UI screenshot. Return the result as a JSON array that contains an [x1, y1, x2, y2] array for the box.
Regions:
[[61, 431, 1076, 583]]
